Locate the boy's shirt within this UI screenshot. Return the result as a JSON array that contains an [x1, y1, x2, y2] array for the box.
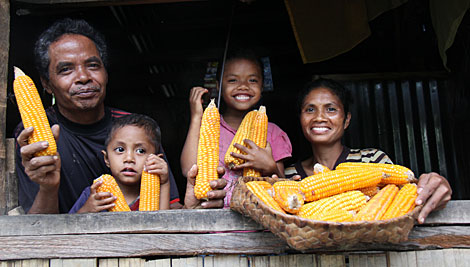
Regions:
[[15, 105, 180, 213]]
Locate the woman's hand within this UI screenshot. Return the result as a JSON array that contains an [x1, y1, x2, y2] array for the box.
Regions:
[[183, 164, 227, 209], [77, 180, 116, 213], [144, 153, 169, 185], [230, 140, 281, 176], [415, 172, 452, 224]]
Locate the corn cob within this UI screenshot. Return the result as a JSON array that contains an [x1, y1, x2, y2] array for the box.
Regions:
[[297, 190, 367, 218], [194, 99, 220, 200], [243, 106, 268, 177], [382, 183, 418, 220], [336, 162, 416, 185], [250, 180, 273, 191], [359, 186, 380, 197], [354, 184, 399, 221], [139, 171, 160, 211], [313, 163, 330, 175], [272, 181, 304, 214], [246, 181, 285, 213], [300, 168, 383, 202], [94, 174, 130, 212], [13, 66, 57, 157], [224, 110, 257, 169], [300, 207, 354, 222]]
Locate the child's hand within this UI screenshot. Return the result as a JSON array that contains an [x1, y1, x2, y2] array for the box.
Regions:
[[231, 140, 280, 176], [144, 154, 169, 185], [183, 164, 227, 209], [76, 180, 117, 213], [189, 87, 208, 120]]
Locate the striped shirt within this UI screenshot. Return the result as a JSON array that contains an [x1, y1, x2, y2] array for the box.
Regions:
[[284, 146, 392, 179]]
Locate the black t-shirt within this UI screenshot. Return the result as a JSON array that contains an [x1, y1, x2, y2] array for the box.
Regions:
[[15, 105, 180, 213]]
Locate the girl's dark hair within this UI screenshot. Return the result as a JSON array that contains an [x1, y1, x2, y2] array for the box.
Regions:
[[34, 18, 108, 81], [223, 48, 265, 82], [105, 114, 161, 152], [297, 78, 352, 115]]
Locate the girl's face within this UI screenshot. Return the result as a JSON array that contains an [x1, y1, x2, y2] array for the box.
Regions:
[[103, 125, 156, 187], [300, 87, 351, 146], [221, 58, 262, 113]]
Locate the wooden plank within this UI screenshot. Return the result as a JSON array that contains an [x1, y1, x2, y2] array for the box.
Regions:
[[98, 259, 118, 267], [416, 250, 445, 267], [349, 253, 387, 267], [0, 232, 286, 260], [415, 81, 432, 172], [429, 80, 448, 177], [387, 81, 404, 164], [213, 255, 248, 267], [50, 258, 96, 267], [388, 251, 417, 267], [0, 0, 10, 216], [10, 259, 49, 267], [118, 258, 145, 267], [454, 249, 470, 267], [143, 258, 171, 267], [401, 81, 419, 173], [318, 254, 345, 267], [252, 255, 269, 267], [423, 200, 470, 224], [0, 209, 263, 236], [6, 139, 18, 213]]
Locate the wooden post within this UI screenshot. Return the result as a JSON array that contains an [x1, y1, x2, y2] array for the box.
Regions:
[[0, 0, 11, 215]]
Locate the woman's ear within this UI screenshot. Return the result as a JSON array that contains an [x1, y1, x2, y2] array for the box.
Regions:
[[102, 150, 110, 168], [344, 112, 351, 130]]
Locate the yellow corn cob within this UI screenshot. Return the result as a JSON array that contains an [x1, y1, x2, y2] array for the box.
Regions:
[[297, 190, 367, 218], [300, 207, 354, 222], [242, 106, 269, 177], [336, 162, 416, 185], [224, 110, 257, 169], [139, 171, 160, 211], [94, 174, 130, 212], [313, 163, 330, 175], [194, 99, 220, 200], [300, 168, 383, 202], [272, 181, 304, 214], [359, 186, 380, 197], [246, 181, 285, 213], [354, 184, 399, 221], [13, 66, 57, 157], [250, 180, 273, 191], [382, 183, 418, 220]]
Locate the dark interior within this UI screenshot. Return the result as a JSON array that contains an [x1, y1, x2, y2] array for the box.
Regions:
[[7, 0, 470, 201]]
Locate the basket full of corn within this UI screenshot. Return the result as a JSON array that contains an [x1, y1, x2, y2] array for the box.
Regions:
[[230, 163, 421, 250]]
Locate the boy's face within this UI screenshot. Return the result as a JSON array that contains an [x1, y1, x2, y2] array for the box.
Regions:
[[103, 125, 156, 187]]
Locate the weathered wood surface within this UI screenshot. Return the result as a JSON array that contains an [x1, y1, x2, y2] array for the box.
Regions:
[[5, 139, 18, 214], [0, 200, 467, 236], [1, 250, 470, 267], [0, 0, 10, 216], [0, 201, 468, 260]]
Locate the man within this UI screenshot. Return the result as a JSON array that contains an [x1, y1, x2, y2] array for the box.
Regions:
[[15, 18, 225, 213]]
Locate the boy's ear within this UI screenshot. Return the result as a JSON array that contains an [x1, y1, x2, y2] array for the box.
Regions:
[[102, 150, 110, 168]]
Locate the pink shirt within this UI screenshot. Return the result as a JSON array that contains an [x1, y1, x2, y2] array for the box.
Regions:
[[219, 116, 292, 208]]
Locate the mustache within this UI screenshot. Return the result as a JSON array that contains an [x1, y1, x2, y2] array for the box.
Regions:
[[70, 86, 101, 96]]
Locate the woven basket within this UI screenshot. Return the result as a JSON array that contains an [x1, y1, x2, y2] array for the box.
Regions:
[[230, 176, 421, 250]]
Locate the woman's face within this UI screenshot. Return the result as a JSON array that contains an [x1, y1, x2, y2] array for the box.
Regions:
[[300, 87, 351, 146]]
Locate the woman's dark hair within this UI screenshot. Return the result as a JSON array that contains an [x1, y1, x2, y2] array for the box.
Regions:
[[34, 18, 108, 81], [297, 78, 352, 115], [105, 114, 161, 153]]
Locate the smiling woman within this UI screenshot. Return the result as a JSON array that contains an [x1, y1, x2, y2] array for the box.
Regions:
[[284, 78, 452, 224]]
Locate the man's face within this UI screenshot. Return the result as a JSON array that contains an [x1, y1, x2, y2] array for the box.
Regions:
[[43, 34, 107, 119]]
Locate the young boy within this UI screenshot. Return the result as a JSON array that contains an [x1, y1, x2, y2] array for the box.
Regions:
[[69, 114, 170, 213]]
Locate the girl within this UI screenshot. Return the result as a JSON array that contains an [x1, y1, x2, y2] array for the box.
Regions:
[[180, 49, 292, 207]]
